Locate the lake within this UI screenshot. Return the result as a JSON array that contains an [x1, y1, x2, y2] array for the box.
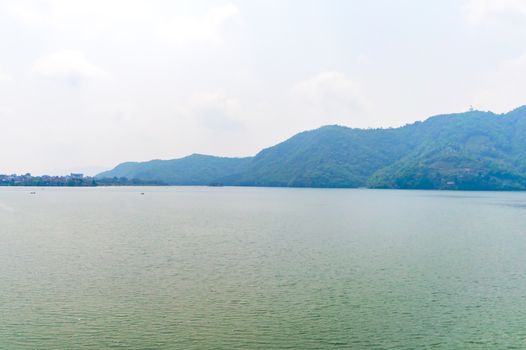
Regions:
[[1, 187, 526, 349]]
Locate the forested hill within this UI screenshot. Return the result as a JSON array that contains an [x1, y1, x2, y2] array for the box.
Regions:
[[97, 106, 526, 190], [96, 154, 252, 186]]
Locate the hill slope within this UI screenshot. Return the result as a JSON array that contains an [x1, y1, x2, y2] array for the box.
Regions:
[[228, 125, 415, 187], [97, 106, 526, 190], [368, 107, 526, 190], [96, 154, 251, 185]]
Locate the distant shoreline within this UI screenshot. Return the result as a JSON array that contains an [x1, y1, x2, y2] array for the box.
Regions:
[[2, 183, 525, 192]]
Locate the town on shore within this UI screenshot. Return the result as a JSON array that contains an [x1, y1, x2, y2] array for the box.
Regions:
[[0, 173, 165, 187]]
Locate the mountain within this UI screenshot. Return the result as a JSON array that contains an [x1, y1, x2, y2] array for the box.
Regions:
[[368, 107, 526, 190], [97, 106, 526, 190], [226, 125, 415, 187], [96, 154, 251, 186]]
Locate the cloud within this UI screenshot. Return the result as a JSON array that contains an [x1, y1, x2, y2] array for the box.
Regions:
[[472, 53, 526, 112], [32, 49, 106, 85], [0, 69, 9, 82], [7, 0, 154, 27], [8, 1, 239, 45], [7, 1, 49, 26], [0, 62, 10, 82], [157, 3, 240, 44], [465, 0, 526, 25], [184, 91, 244, 131], [292, 71, 368, 124]]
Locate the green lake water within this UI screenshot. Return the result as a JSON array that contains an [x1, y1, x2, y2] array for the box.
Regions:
[[1, 187, 526, 349]]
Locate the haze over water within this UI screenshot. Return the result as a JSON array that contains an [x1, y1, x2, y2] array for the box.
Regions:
[[1, 187, 526, 349]]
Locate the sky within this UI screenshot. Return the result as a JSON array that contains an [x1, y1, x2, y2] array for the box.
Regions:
[[1, 0, 526, 175]]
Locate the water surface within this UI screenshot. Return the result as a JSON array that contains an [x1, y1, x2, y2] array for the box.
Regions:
[[1, 187, 526, 349]]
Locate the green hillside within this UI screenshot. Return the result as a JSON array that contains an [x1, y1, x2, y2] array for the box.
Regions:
[[368, 107, 526, 190], [98, 106, 526, 190], [96, 154, 251, 185], [229, 125, 414, 187]]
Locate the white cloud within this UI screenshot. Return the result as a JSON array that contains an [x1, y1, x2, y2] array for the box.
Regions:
[[0, 70, 9, 82], [32, 49, 106, 84], [472, 53, 526, 112], [157, 3, 239, 44], [292, 71, 368, 124], [182, 91, 244, 130], [7, 1, 49, 26], [8, 1, 239, 45], [8, 0, 154, 28], [465, 0, 526, 25], [0, 62, 10, 82]]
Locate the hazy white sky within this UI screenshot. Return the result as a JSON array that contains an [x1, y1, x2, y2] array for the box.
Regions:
[[1, 0, 526, 175]]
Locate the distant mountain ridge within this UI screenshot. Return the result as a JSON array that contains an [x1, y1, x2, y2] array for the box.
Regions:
[[96, 154, 251, 186], [97, 106, 526, 190]]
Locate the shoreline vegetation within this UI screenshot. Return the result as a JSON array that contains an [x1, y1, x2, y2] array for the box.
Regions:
[[1, 173, 526, 192], [0, 174, 166, 187]]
